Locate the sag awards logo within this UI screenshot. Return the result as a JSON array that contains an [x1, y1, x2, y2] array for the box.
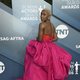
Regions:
[[69, 61, 80, 75], [20, 5, 46, 21], [61, 0, 80, 9], [0, 61, 5, 74], [56, 24, 69, 39]]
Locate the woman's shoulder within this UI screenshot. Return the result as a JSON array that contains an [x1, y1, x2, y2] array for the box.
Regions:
[[39, 22, 47, 25], [39, 22, 46, 28]]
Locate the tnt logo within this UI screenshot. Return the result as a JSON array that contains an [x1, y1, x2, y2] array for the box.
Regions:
[[0, 61, 5, 74], [56, 24, 69, 39]]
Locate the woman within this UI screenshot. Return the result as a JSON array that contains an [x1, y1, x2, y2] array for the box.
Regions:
[[18, 9, 72, 80]]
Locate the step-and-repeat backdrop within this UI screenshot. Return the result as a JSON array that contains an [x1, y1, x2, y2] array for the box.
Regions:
[[0, 0, 80, 80]]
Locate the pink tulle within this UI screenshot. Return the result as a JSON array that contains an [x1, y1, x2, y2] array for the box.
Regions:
[[17, 40, 72, 80]]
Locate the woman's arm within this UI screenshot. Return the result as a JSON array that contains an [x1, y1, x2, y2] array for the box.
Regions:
[[52, 24, 58, 41], [37, 23, 45, 41], [53, 31, 58, 41]]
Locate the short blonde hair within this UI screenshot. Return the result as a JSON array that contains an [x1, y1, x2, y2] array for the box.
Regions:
[[41, 9, 51, 16]]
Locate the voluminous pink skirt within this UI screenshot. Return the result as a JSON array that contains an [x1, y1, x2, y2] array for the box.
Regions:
[[17, 40, 72, 80]]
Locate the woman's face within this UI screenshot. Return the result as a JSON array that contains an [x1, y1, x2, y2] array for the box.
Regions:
[[41, 10, 49, 22]]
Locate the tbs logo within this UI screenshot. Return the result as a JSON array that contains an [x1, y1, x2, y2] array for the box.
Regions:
[[56, 24, 69, 39]]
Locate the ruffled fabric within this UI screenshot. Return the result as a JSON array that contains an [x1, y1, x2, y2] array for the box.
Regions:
[[17, 40, 72, 80]]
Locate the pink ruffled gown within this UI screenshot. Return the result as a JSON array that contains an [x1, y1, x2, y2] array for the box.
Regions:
[[17, 35, 72, 80]]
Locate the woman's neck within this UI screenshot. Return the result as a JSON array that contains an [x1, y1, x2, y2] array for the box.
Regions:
[[42, 19, 50, 23]]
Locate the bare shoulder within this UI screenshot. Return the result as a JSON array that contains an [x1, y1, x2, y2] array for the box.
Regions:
[[39, 22, 46, 29]]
